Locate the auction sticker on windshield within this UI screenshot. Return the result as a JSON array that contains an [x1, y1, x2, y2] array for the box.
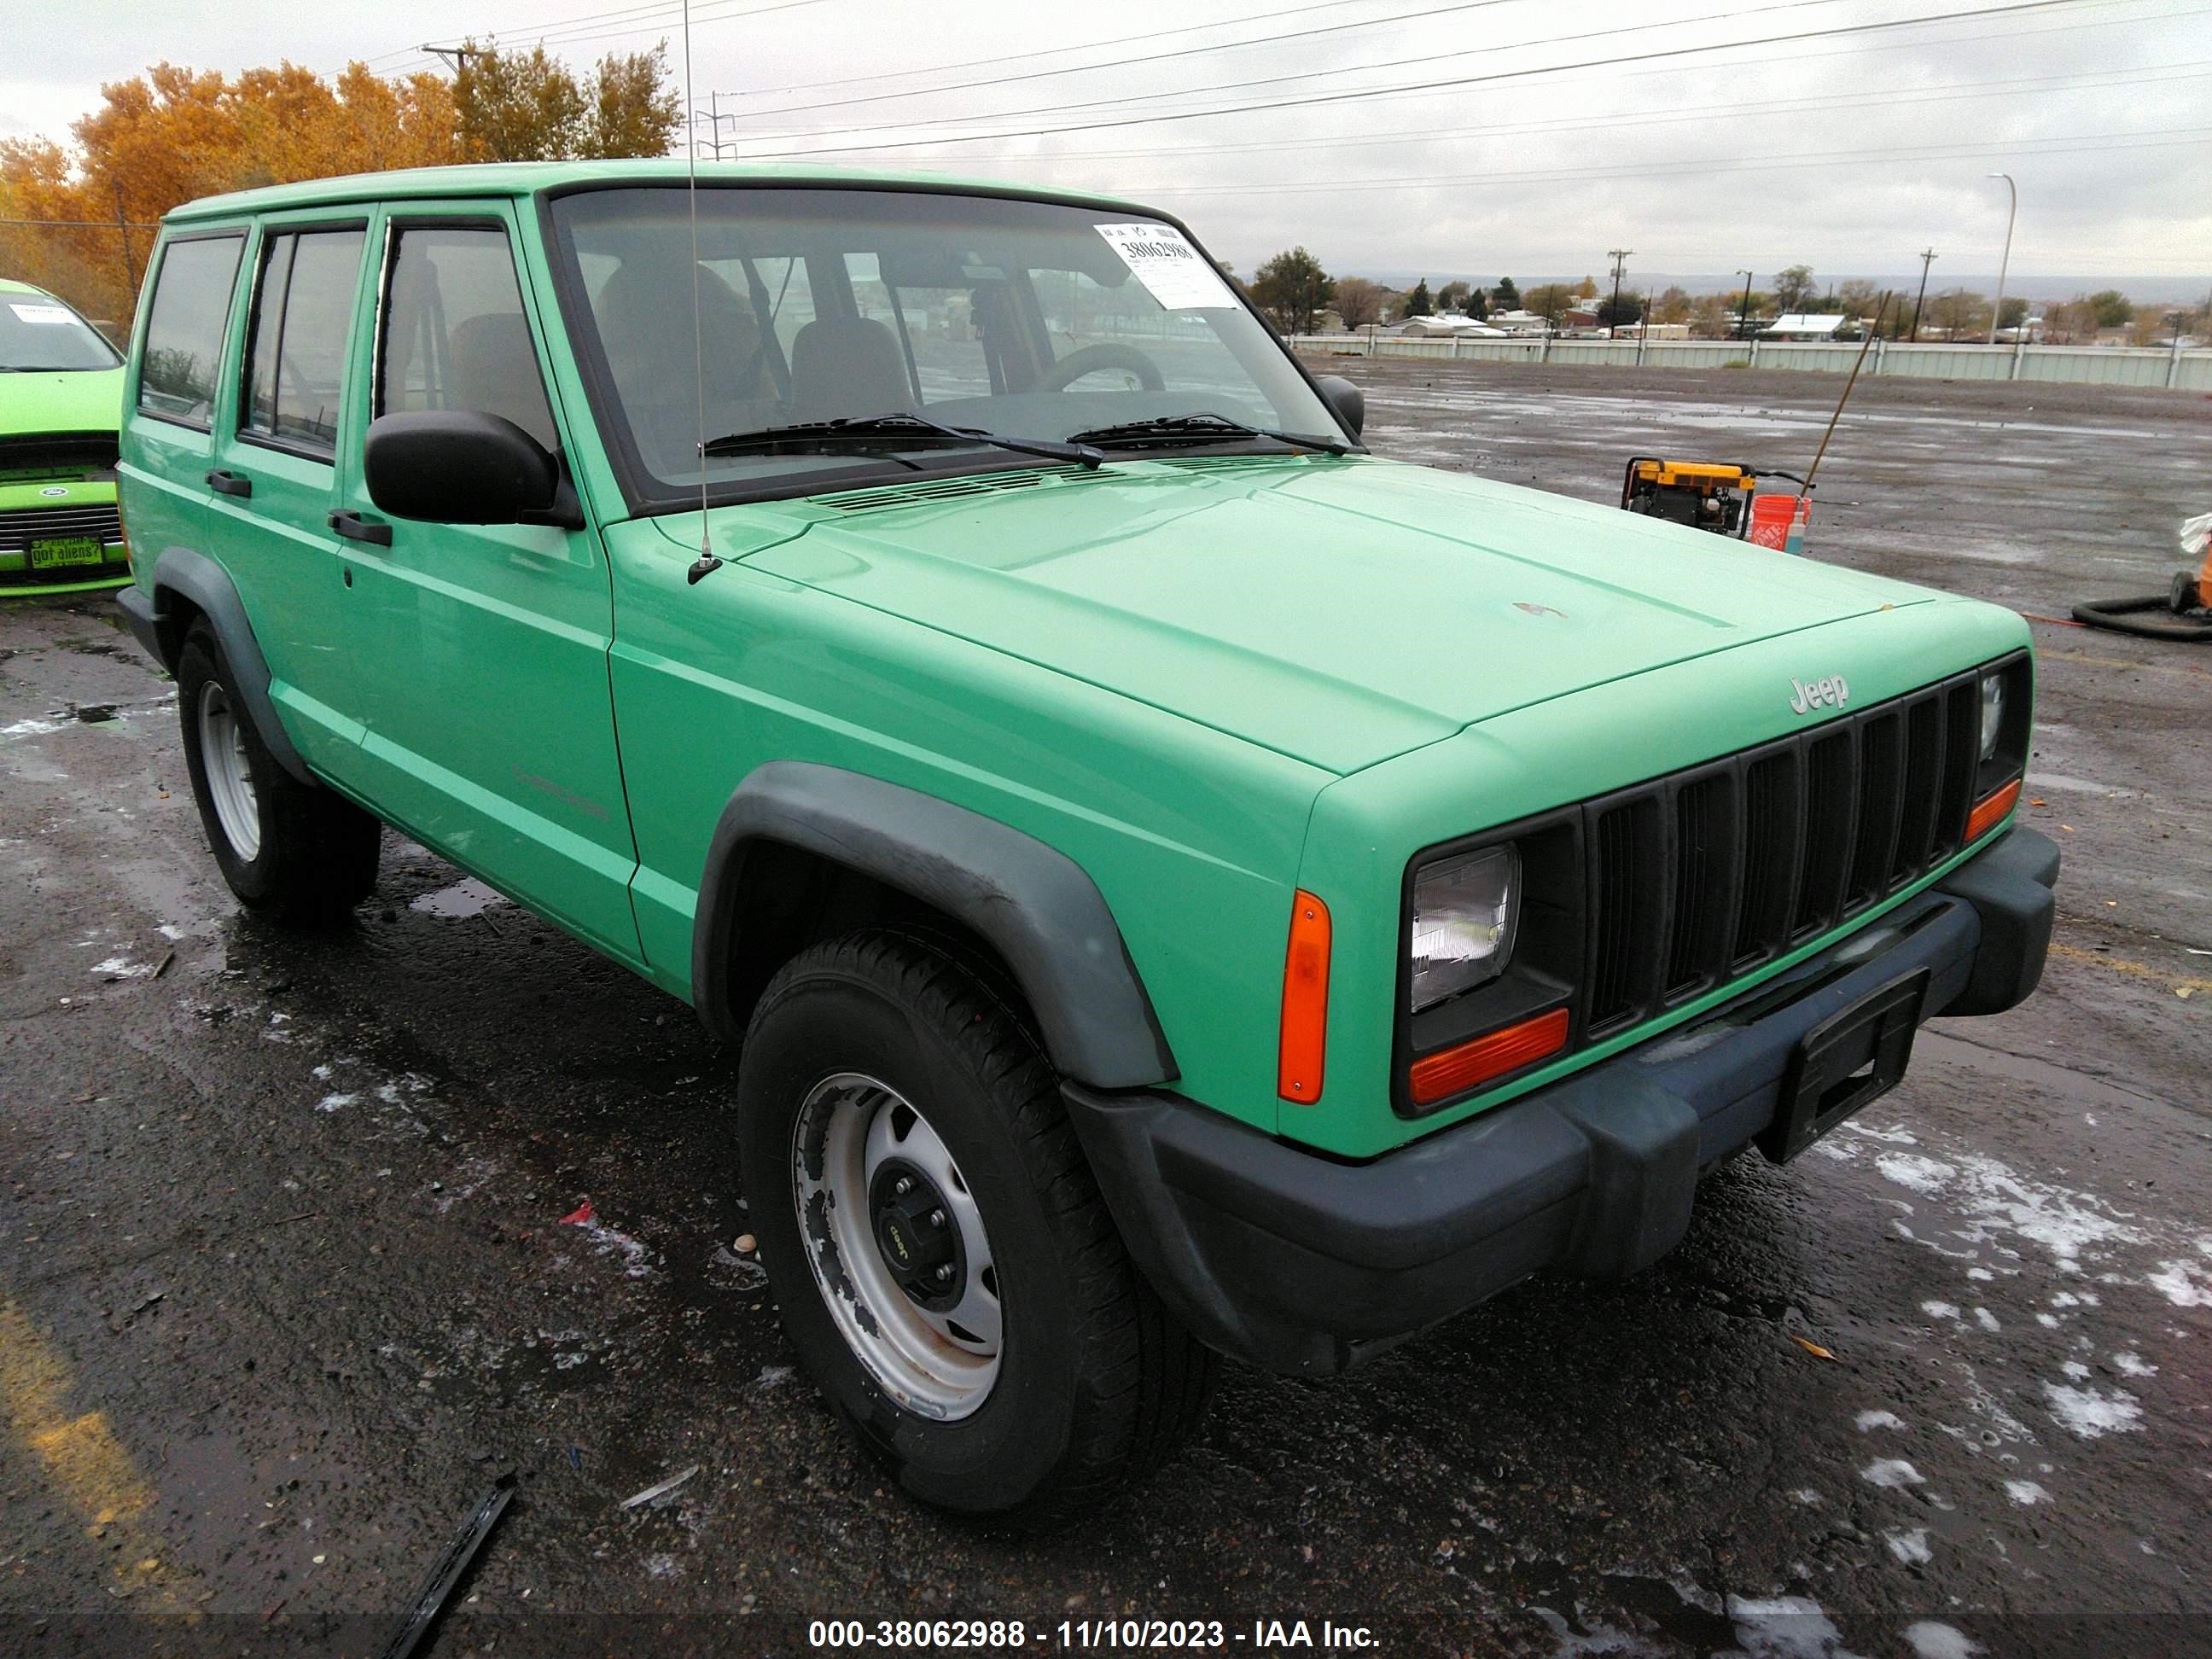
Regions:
[[1094, 223, 1237, 311], [9, 303, 77, 325]]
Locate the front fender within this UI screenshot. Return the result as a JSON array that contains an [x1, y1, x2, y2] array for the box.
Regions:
[[693, 761, 1178, 1090]]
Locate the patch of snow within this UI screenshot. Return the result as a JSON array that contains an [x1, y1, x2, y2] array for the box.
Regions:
[[1885, 1528, 1933, 1565], [1877, 1154, 1956, 1194], [2146, 1260, 2209, 1307], [1922, 1301, 1961, 1321], [1847, 1122, 1919, 1144], [1528, 1607, 1660, 1656], [1726, 1595, 1863, 1659], [1975, 1308, 2001, 1332], [1856, 1411, 1906, 1433], [1, 718, 65, 737], [90, 957, 154, 978], [317, 1093, 358, 1113], [2005, 1480, 2051, 1505], [1862, 1458, 1924, 1488], [2036, 1313, 2061, 1329], [1903, 1621, 1981, 1659], [1966, 1267, 1994, 1281], [2112, 1351, 2157, 1378], [2043, 1382, 2144, 1439], [1790, 1487, 1824, 1506], [2062, 1361, 2091, 1380]]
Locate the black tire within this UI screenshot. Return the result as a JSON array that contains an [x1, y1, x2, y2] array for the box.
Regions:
[[175, 620, 381, 925], [737, 928, 1216, 1527]]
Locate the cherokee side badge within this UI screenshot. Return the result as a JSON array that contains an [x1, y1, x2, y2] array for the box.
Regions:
[[1789, 674, 1849, 715]]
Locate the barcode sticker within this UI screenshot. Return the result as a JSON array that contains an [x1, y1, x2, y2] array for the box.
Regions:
[[1093, 224, 1237, 311]]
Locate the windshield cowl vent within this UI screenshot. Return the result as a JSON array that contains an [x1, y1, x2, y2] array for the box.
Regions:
[[818, 465, 1112, 515]]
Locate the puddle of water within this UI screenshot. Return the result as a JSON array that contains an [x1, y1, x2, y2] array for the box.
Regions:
[[409, 878, 508, 919]]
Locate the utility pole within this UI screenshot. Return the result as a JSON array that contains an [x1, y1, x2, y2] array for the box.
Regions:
[[1910, 248, 1936, 342], [692, 101, 738, 160], [1607, 247, 1632, 336], [1735, 269, 1755, 340], [108, 175, 136, 296], [1985, 172, 2017, 346], [419, 44, 480, 73]]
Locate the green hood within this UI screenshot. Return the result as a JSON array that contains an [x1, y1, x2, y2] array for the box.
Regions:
[[741, 455, 1938, 775], [0, 368, 125, 439]]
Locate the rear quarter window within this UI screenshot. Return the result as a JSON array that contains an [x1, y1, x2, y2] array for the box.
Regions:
[[138, 235, 245, 428]]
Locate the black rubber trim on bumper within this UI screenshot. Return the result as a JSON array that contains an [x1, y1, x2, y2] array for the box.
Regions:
[[114, 582, 163, 665], [1064, 826, 2058, 1377]]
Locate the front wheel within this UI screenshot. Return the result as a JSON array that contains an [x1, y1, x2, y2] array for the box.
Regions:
[[176, 620, 381, 925], [737, 930, 1214, 1526]]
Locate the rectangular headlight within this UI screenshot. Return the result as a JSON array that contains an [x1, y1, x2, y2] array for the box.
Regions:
[[1978, 671, 2006, 763], [1409, 844, 1520, 1012]]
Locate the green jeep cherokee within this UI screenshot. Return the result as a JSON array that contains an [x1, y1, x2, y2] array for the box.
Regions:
[[114, 161, 2057, 1524], [2, 276, 131, 596]]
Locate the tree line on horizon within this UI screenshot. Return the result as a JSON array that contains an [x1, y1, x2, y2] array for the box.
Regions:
[[0, 43, 684, 327], [1243, 247, 2203, 345]]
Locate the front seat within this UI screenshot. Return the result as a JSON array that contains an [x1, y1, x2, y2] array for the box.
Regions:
[[446, 312, 559, 452], [593, 259, 773, 474], [788, 316, 914, 423]]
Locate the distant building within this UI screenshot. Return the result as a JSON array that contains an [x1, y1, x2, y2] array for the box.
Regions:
[[1394, 313, 1507, 338], [1761, 313, 1849, 341], [1487, 308, 1549, 335], [1621, 322, 1691, 341]]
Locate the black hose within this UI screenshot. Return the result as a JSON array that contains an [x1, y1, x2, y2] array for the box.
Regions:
[[2071, 592, 2212, 641]]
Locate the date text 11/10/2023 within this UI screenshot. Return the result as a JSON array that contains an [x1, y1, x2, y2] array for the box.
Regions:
[[806, 1617, 1382, 1650]]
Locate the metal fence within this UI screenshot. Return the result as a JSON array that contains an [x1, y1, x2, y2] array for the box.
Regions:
[[1289, 332, 2212, 391]]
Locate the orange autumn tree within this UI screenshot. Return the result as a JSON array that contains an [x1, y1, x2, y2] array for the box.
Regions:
[[1, 62, 462, 328], [1, 44, 678, 330]]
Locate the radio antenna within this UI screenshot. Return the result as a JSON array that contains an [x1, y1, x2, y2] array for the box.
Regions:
[[683, 0, 723, 585]]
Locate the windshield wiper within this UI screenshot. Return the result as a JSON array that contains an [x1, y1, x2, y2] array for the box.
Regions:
[[701, 412, 1102, 470], [1064, 412, 1354, 457]]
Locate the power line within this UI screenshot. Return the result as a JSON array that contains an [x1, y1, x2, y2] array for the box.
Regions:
[[1129, 125, 2212, 197], [756, 0, 1383, 97], [886, 57, 2212, 170], [736, 0, 1532, 121], [737, 0, 1835, 139], [749, 0, 2108, 154], [377, 0, 829, 72]]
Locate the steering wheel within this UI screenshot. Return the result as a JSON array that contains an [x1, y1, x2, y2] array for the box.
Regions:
[[1036, 342, 1166, 393]]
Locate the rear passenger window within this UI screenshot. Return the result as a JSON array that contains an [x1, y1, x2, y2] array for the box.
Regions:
[[242, 228, 367, 457], [380, 227, 558, 452], [137, 235, 244, 427]]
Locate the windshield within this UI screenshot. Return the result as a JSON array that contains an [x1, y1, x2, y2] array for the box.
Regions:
[[548, 186, 1347, 504], [0, 292, 121, 373]]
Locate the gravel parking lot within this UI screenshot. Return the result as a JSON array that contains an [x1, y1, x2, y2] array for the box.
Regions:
[[3, 360, 2208, 1657]]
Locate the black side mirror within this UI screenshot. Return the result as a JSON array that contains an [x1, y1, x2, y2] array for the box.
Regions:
[[364, 410, 579, 527], [1314, 374, 1365, 438]]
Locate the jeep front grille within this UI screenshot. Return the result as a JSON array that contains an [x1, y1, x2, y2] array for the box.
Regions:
[[1580, 667, 1998, 1040]]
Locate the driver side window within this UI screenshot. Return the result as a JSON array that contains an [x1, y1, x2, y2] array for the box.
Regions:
[[379, 224, 559, 453]]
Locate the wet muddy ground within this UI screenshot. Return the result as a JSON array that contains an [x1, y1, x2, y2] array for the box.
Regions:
[[3, 362, 2210, 1657]]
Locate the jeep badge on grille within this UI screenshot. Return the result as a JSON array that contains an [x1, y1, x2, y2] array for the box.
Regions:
[[1789, 675, 1849, 715]]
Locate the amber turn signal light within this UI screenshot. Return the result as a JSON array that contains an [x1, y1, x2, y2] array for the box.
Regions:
[[1277, 890, 1331, 1103], [1407, 1006, 1569, 1108], [1965, 777, 2021, 844]]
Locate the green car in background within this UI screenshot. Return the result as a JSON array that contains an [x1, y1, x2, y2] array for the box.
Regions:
[[1, 276, 131, 597]]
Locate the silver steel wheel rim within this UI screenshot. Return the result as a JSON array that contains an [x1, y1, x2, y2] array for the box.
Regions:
[[793, 1071, 1002, 1420], [197, 681, 260, 861]]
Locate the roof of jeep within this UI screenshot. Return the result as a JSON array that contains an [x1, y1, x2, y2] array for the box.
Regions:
[[160, 159, 1161, 224], [0, 276, 55, 297]]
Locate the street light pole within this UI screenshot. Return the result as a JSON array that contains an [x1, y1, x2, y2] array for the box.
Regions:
[[1736, 269, 1755, 340], [1985, 172, 2017, 346]]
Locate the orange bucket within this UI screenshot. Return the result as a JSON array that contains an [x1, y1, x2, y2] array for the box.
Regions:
[[1749, 493, 1809, 552]]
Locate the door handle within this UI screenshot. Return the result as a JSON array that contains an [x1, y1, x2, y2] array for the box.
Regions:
[[205, 469, 253, 498], [327, 509, 393, 548]]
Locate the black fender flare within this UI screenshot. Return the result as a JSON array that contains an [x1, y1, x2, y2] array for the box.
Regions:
[[139, 545, 312, 784], [693, 761, 1178, 1091]]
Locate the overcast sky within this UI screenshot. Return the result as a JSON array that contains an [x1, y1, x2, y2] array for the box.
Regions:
[[7, 0, 2209, 300]]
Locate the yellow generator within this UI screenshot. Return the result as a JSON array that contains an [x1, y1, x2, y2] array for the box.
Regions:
[[1621, 456, 1790, 538]]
